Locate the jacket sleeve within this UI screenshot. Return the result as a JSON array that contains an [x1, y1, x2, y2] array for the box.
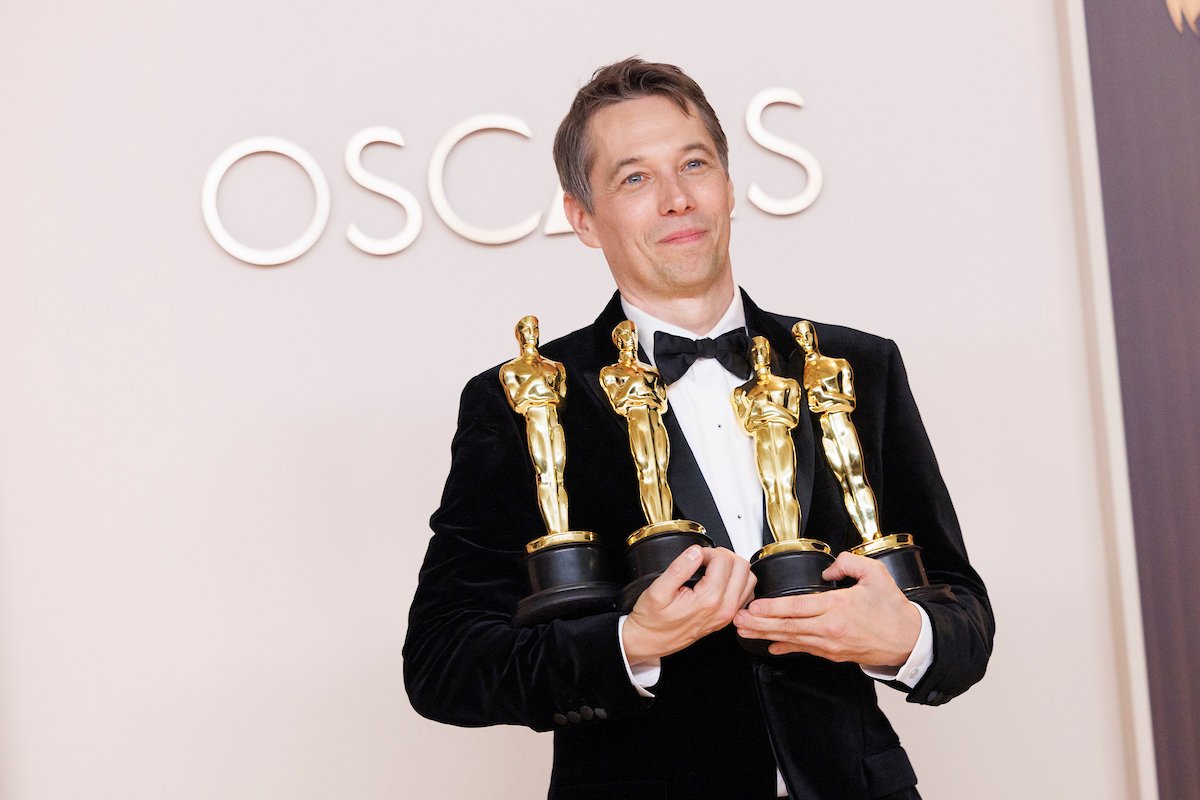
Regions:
[[402, 372, 651, 731], [877, 340, 995, 706]]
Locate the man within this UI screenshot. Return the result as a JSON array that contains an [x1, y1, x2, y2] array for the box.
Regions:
[[404, 58, 993, 800]]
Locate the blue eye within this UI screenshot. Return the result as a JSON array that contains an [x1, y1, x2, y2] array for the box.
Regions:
[[624, 173, 644, 185], [685, 159, 704, 169]]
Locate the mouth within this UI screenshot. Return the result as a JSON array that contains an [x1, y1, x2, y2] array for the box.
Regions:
[[659, 227, 706, 245]]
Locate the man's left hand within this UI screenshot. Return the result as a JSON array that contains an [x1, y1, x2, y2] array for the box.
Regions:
[[733, 551, 921, 667]]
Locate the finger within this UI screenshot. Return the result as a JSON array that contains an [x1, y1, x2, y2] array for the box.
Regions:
[[768, 640, 822, 657], [735, 621, 828, 655], [691, 547, 735, 599], [737, 570, 757, 610], [642, 545, 705, 605], [767, 636, 860, 661], [735, 613, 821, 640], [744, 592, 829, 620], [822, 551, 881, 583], [717, 558, 753, 619]]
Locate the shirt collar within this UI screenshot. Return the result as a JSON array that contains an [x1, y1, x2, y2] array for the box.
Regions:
[[619, 291, 747, 369]]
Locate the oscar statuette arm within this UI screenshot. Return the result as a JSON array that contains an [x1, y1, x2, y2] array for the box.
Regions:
[[402, 372, 651, 731], [876, 340, 995, 706]]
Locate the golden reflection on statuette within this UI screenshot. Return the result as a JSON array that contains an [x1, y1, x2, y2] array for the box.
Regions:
[[732, 336, 803, 542], [499, 315, 571, 536], [793, 320, 881, 544], [599, 321, 674, 525]]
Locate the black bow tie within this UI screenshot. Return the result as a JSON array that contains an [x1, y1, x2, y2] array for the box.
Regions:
[[653, 328, 752, 384]]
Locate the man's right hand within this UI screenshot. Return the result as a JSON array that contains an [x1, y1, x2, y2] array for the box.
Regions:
[[621, 545, 756, 664]]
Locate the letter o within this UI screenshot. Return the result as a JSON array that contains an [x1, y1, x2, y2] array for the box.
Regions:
[[201, 137, 331, 266]]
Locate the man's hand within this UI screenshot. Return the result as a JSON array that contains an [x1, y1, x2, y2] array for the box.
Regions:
[[622, 546, 756, 663], [733, 551, 921, 667]]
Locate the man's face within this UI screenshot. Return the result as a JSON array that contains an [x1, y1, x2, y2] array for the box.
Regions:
[[565, 95, 735, 307]]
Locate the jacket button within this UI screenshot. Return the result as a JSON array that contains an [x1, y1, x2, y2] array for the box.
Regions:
[[566, 711, 581, 724], [580, 706, 594, 721], [594, 708, 608, 720], [552, 713, 568, 725]]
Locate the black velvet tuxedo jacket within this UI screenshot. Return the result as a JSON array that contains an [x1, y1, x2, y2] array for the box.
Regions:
[[404, 291, 994, 800]]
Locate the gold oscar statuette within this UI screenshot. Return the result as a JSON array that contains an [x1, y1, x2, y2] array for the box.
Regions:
[[794, 320, 929, 592], [732, 336, 836, 599], [500, 315, 619, 626], [600, 321, 712, 612]]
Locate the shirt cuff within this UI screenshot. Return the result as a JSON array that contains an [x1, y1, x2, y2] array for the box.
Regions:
[[861, 602, 933, 688], [617, 615, 661, 698]]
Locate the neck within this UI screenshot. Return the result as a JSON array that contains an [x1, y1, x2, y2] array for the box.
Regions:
[[617, 275, 735, 336]]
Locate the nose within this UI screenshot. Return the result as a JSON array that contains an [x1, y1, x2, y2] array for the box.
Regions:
[[658, 174, 694, 215]]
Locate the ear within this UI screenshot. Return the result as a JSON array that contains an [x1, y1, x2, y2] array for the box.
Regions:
[[564, 193, 602, 249], [726, 175, 735, 215]]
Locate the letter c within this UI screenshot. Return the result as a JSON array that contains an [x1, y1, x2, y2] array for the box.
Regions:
[[428, 114, 540, 245]]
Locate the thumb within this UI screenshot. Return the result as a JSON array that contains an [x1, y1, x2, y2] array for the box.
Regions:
[[642, 545, 705, 605], [821, 550, 879, 583]]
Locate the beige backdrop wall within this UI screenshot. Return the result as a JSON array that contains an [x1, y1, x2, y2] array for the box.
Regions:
[[0, 1, 1142, 798]]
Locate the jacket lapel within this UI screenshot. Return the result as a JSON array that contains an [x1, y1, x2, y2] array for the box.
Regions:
[[662, 411, 734, 550], [579, 292, 634, 441]]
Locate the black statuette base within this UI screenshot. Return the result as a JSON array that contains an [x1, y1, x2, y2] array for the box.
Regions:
[[869, 544, 929, 593], [619, 528, 712, 613], [511, 541, 619, 627], [738, 547, 836, 656], [751, 548, 837, 598]]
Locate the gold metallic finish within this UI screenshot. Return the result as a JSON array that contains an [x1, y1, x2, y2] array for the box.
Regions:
[[732, 336, 804, 542], [600, 321, 676, 525], [850, 533, 915, 559], [752, 538, 833, 563], [625, 519, 708, 548], [500, 315, 573, 537], [526, 531, 597, 554], [794, 320, 882, 545]]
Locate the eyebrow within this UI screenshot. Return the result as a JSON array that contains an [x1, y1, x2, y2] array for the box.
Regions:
[[606, 142, 717, 185]]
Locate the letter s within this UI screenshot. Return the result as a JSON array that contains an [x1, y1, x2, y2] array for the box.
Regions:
[[345, 126, 423, 255], [745, 89, 823, 216]]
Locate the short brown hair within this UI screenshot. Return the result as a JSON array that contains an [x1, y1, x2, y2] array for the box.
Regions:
[[553, 57, 729, 213]]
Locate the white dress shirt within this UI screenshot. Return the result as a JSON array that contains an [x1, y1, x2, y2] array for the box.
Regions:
[[611, 291, 934, 796]]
